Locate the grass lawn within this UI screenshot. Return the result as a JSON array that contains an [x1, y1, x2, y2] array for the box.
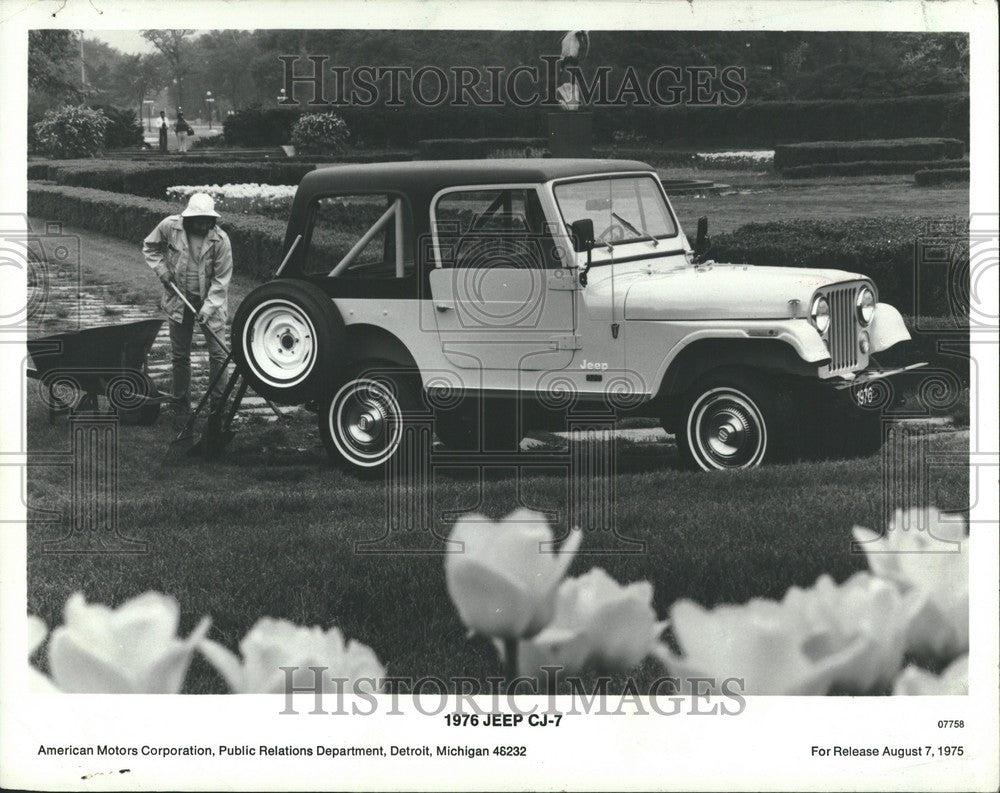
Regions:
[[26, 379, 969, 692]]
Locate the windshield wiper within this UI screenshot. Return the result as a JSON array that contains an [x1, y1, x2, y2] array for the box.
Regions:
[[612, 212, 658, 245]]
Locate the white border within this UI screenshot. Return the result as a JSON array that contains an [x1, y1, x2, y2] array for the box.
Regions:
[[2, 2, 997, 791]]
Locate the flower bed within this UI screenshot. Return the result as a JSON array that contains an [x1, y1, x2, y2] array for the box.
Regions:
[[167, 183, 297, 218]]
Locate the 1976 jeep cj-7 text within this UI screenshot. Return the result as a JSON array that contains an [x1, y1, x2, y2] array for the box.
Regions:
[[231, 159, 922, 474]]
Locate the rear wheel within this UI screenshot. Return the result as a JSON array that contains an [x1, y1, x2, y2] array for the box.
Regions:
[[319, 364, 426, 477], [232, 280, 345, 405], [675, 369, 800, 471]]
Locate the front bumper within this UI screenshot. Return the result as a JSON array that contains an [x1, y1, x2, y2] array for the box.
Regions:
[[831, 362, 928, 391]]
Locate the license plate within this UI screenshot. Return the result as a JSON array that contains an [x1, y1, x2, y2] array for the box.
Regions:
[[855, 384, 878, 407]]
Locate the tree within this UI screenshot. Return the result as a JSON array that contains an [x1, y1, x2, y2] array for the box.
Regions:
[[141, 29, 194, 109], [28, 30, 82, 100]]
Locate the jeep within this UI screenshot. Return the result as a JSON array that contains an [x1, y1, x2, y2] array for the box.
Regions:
[[231, 159, 920, 473]]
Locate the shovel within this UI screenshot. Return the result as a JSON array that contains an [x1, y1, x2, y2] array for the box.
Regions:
[[164, 283, 282, 460]]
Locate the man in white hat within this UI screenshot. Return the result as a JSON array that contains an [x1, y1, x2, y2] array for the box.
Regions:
[[143, 193, 233, 419]]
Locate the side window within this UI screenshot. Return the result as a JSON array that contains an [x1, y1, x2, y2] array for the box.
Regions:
[[434, 188, 557, 269], [302, 195, 412, 278]]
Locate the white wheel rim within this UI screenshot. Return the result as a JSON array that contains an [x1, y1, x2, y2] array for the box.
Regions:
[[329, 378, 402, 467], [688, 387, 767, 470], [242, 299, 317, 387]]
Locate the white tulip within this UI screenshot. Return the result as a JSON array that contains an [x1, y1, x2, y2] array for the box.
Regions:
[[893, 655, 968, 695], [28, 614, 59, 692], [48, 592, 210, 694], [853, 508, 969, 659], [445, 509, 582, 640], [520, 568, 665, 678], [199, 618, 385, 694], [781, 572, 917, 692], [658, 598, 868, 696]]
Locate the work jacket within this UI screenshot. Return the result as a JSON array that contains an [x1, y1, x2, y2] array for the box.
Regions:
[[142, 215, 233, 331]]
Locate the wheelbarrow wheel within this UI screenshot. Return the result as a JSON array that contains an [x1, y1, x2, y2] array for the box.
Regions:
[[113, 372, 162, 426], [232, 280, 346, 405]]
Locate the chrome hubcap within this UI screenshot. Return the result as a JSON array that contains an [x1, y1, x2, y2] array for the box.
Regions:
[[689, 388, 766, 469], [331, 380, 401, 466]]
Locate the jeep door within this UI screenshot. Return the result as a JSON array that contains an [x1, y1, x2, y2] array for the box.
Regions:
[[428, 186, 576, 372]]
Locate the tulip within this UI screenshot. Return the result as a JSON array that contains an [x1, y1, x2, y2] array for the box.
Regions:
[[853, 508, 969, 659], [781, 572, 918, 692], [48, 592, 210, 694], [28, 614, 59, 692], [519, 568, 665, 679], [199, 618, 385, 694], [658, 598, 868, 695], [893, 655, 968, 695], [445, 509, 582, 640]]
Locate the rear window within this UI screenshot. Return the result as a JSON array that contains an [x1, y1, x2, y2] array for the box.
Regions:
[[302, 195, 413, 278]]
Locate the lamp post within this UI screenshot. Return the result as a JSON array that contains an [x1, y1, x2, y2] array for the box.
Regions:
[[142, 99, 154, 132], [276, 88, 287, 104], [205, 91, 215, 130]]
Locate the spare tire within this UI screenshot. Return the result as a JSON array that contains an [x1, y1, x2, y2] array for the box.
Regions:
[[231, 279, 345, 404]]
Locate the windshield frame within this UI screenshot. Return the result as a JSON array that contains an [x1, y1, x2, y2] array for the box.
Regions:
[[548, 171, 683, 253]]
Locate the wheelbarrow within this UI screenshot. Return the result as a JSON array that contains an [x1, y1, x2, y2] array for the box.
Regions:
[[27, 319, 168, 425]]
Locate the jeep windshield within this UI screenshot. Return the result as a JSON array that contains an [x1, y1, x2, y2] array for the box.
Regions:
[[553, 174, 678, 253]]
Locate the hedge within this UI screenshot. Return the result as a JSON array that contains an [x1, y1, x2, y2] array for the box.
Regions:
[[37, 161, 318, 199], [915, 168, 970, 186], [774, 138, 964, 170], [780, 158, 970, 179], [27, 182, 287, 281], [710, 216, 969, 318], [216, 93, 968, 149], [27, 182, 970, 318], [416, 137, 547, 159]]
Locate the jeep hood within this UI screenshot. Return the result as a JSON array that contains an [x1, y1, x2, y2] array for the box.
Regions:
[[623, 263, 866, 321]]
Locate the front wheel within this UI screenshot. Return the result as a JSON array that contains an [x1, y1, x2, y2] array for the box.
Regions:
[[675, 370, 800, 471], [319, 366, 427, 477]]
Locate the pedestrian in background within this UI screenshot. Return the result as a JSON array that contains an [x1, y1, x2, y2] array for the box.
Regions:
[[174, 111, 192, 154], [158, 110, 169, 153]]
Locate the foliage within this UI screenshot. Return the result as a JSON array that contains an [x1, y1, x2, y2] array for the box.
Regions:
[[32, 105, 110, 159], [781, 158, 970, 178], [710, 216, 969, 318], [289, 112, 350, 154], [223, 103, 299, 147], [27, 182, 287, 280], [915, 167, 970, 186], [775, 137, 965, 170], [39, 159, 315, 198], [28, 31, 83, 100], [416, 137, 547, 159], [89, 104, 144, 149], [190, 133, 229, 149]]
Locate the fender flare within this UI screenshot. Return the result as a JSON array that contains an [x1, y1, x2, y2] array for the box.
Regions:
[[653, 323, 828, 399]]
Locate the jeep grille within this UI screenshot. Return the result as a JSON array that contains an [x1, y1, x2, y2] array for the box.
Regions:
[[820, 283, 868, 376]]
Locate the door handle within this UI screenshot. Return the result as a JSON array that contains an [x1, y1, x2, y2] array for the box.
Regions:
[[435, 303, 453, 312]]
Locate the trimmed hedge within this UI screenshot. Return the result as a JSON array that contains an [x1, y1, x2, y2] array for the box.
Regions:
[[27, 182, 970, 318], [38, 161, 317, 199], [781, 158, 970, 178], [774, 138, 964, 170], [27, 182, 287, 281], [710, 216, 969, 318], [416, 137, 546, 159], [915, 168, 970, 186]]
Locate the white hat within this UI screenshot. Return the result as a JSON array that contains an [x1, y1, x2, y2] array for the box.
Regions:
[[180, 193, 221, 218]]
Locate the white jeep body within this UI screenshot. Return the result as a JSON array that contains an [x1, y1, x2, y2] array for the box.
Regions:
[[233, 159, 918, 472]]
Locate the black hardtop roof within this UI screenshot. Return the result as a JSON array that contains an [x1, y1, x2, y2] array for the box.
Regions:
[[300, 158, 655, 194]]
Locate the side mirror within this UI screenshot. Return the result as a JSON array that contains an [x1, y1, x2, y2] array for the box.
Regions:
[[569, 218, 595, 253], [693, 216, 711, 261]]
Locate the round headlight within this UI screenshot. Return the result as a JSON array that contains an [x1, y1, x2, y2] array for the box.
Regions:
[[811, 295, 831, 334], [857, 287, 876, 326]]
